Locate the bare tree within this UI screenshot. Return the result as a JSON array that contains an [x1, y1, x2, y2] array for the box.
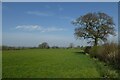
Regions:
[[72, 12, 116, 46]]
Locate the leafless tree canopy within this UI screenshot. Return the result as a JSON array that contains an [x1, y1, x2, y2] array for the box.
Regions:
[[72, 12, 116, 46]]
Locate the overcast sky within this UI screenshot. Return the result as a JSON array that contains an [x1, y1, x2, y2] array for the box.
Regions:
[[2, 2, 118, 47]]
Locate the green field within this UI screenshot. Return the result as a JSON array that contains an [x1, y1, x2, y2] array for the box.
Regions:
[[3, 49, 105, 78], [0, 51, 2, 79]]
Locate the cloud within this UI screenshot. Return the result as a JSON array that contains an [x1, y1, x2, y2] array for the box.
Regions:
[[27, 11, 53, 16], [16, 25, 42, 31], [15, 25, 66, 32], [40, 27, 66, 32]]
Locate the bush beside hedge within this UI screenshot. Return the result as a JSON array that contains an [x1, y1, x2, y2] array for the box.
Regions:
[[84, 43, 120, 78], [84, 46, 92, 54], [84, 43, 119, 69]]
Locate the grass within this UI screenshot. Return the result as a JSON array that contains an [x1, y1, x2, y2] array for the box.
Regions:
[[0, 50, 2, 79], [3, 49, 106, 78]]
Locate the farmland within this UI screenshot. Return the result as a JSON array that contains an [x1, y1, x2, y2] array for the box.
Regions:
[[2, 49, 109, 78]]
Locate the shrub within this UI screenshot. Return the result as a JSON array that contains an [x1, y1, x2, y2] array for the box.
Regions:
[[38, 42, 50, 49], [89, 42, 119, 69], [89, 46, 104, 59], [84, 46, 92, 54], [116, 44, 120, 69], [51, 46, 59, 49], [102, 43, 118, 64], [88, 42, 119, 78]]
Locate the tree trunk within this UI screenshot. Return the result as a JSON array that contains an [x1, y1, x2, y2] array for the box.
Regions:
[[94, 38, 98, 46]]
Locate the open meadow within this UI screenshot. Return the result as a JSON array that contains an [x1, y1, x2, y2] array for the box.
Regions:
[[3, 49, 104, 78]]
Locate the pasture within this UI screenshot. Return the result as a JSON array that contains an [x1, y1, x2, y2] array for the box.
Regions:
[[3, 49, 105, 78]]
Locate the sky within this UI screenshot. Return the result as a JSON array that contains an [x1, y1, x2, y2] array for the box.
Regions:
[[2, 2, 118, 47], [0, 2, 1, 46]]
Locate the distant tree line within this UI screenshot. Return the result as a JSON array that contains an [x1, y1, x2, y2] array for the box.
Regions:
[[38, 42, 83, 49], [2, 45, 29, 50], [0, 46, 1, 51], [2, 42, 84, 50]]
